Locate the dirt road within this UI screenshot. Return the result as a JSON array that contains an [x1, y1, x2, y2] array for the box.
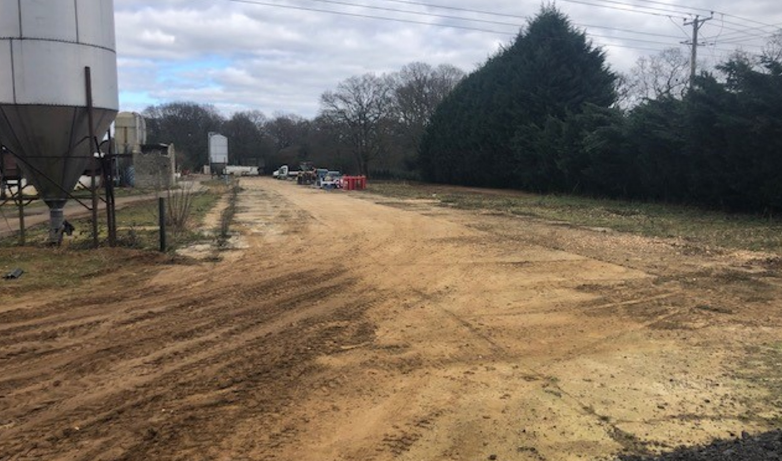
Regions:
[[1, 177, 781, 460]]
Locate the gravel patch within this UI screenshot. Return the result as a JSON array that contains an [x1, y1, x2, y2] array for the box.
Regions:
[[618, 430, 782, 461]]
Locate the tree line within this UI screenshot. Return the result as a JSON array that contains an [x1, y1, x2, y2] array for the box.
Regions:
[[144, 6, 782, 213], [419, 6, 782, 213], [143, 62, 464, 177]]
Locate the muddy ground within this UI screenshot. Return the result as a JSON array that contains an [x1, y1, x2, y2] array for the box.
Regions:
[[1, 177, 781, 461]]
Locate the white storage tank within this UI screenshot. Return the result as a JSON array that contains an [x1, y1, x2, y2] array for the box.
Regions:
[[115, 112, 148, 155], [0, 0, 119, 241], [208, 133, 228, 175]]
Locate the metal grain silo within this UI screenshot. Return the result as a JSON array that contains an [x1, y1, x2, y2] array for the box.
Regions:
[[208, 133, 228, 176], [0, 0, 119, 241]]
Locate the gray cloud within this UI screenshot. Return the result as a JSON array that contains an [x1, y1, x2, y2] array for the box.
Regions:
[[114, 0, 782, 117]]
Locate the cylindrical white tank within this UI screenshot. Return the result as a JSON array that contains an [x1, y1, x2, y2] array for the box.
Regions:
[[0, 0, 119, 241], [209, 134, 229, 164], [115, 112, 148, 154], [208, 133, 228, 175]]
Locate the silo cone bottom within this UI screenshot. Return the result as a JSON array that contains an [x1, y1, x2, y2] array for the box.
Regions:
[[47, 207, 65, 244]]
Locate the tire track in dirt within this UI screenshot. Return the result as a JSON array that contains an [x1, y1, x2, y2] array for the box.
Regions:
[[0, 254, 375, 460], [300, 182, 781, 459], [4, 178, 782, 461]]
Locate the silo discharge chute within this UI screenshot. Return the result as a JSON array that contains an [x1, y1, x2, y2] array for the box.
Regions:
[[0, 0, 119, 243]]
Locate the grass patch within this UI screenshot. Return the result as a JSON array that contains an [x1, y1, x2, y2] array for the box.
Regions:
[[0, 184, 222, 252], [112, 187, 221, 251], [0, 246, 172, 300], [217, 181, 240, 247], [368, 181, 782, 254], [0, 182, 227, 297]]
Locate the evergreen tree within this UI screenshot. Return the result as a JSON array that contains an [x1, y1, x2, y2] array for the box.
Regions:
[[623, 96, 689, 202], [686, 58, 782, 211], [578, 106, 638, 197], [419, 5, 616, 189]]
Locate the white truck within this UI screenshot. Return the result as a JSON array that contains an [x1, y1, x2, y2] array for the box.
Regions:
[[272, 165, 288, 179], [272, 165, 300, 180]]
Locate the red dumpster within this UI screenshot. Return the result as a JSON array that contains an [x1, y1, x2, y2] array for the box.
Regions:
[[340, 176, 367, 190]]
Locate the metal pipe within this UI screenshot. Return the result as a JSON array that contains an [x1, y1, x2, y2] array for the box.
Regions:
[[104, 130, 117, 246], [86, 66, 99, 248], [18, 197, 25, 245], [48, 207, 64, 244]]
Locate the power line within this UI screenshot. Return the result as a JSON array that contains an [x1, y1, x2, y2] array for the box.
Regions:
[[579, 23, 681, 40], [631, 0, 780, 30], [295, 0, 525, 29], [701, 22, 771, 41], [668, 15, 691, 39], [556, 0, 687, 20], [383, 0, 687, 20], [557, 0, 780, 48], [594, 41, 677, 53], [301, 0, 682, 40], [228, 0, 772, 57], [719, 13, 782, 31], [702, 21, 779, 41], [378, 0, 529, 20], [558, 0, 779, 42], [625, 0, 713, 15], [313, 0, 687, 41], [228, 0, 517, 34], [565, 0, 780, 34], [376, 0, 780, 47], [706, 25, 781, 44], [230, 0, 685, 46]]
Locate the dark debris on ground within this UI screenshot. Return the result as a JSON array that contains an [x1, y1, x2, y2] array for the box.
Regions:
[[617, 430, 782, 461]]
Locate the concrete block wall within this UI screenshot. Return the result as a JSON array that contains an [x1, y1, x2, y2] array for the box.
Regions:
[[133, 144, 176, 189]]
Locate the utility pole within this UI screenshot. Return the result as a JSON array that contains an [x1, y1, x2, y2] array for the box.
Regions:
[[683, 14, 713, 88]]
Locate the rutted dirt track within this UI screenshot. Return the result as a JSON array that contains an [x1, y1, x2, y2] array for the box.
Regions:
[[1, 177, 781, 461]]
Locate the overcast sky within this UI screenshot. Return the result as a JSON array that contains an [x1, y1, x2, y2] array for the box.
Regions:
[[114, 0, 782, 118]]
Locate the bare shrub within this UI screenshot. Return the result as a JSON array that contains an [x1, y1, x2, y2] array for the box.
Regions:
[[166, 180, 195, 236]]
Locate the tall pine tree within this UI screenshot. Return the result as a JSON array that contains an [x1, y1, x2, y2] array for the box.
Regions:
[[419, 5, 616, 189]]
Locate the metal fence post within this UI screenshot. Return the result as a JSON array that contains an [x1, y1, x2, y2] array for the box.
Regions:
[[159, 197, 166, 252]]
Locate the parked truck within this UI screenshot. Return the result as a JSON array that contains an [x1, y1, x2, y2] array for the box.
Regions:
[[272, 165, 299, 180]]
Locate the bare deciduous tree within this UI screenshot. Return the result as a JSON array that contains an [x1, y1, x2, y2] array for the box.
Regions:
[[391, 62, 465, 147], [625, 48, 690, 104], [763, 29, 782, 64], [265, 113, 309, 153], [142, 101, 224, 170], [223, 111, 270, 166], [320, 73, 393, 175]]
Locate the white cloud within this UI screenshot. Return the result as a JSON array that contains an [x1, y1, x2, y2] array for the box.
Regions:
[[114, 0, 782, 117]]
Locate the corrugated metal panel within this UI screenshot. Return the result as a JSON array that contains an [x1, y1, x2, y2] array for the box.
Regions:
[[0, 0, 21, 37], [76, 0, 116, 48], [19, 0, 78, 42], [0, 105, 116, 204], [0, 41, 13, 102], [10, 39, 117, 108]]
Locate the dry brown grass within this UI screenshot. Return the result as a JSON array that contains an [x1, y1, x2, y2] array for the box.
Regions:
[[368, 181, 782, 254]]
